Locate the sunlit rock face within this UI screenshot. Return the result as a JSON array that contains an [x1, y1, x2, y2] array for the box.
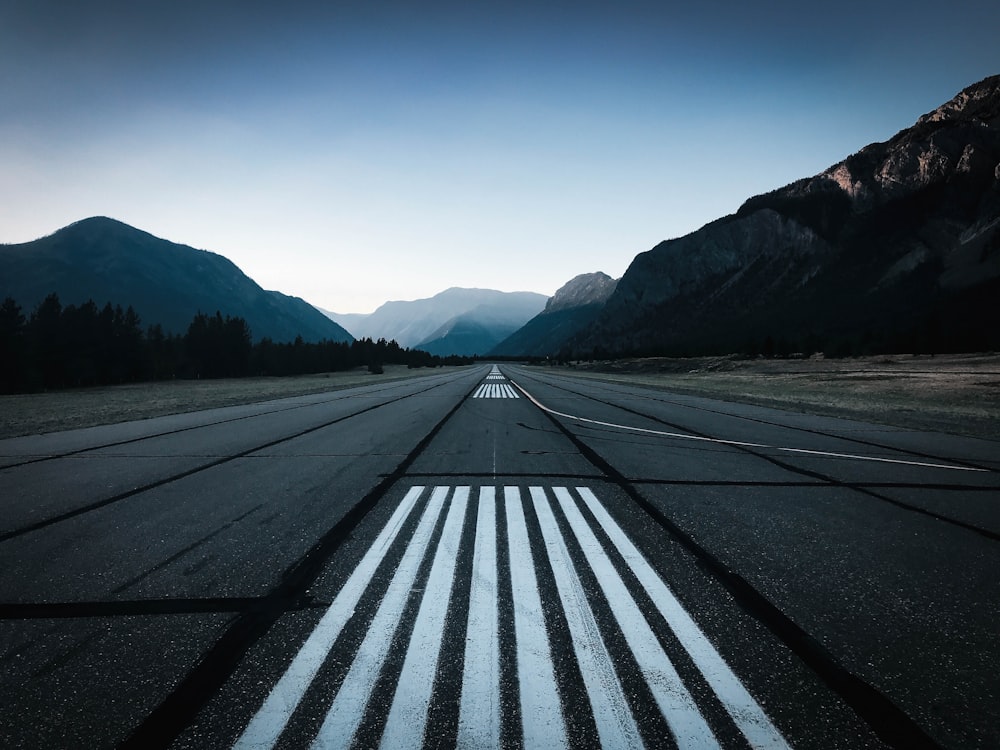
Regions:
[[571, 75, 1000, 356]]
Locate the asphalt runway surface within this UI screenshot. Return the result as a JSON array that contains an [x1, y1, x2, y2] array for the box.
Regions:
[[1, 363, 998, 749]]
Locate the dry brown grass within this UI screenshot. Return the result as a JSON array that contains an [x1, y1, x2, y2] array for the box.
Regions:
[[557, 353, 1000, 440], [0, 366, 461, 439]]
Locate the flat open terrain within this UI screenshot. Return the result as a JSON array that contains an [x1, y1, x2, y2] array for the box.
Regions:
[[3, 355, 997, 440], [562, 352, 1000, 440], [0, 366, 458, 439], [2, 363, 997, 749]]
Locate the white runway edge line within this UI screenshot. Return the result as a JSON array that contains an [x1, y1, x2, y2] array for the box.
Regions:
[[510, 380, 986, 472], [232, 485, 788, 749]]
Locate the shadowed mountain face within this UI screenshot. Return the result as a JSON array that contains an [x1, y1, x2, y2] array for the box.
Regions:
[[491, 272, 618, 357], [329, 288, 547, 354], [534, 75, 1000, 357], [0, 217, 352, 343]]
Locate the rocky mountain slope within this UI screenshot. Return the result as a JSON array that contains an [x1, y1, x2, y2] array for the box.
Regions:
[[491, 272, 618, 357], [0, 217, 353, 343], [568, 74, 1000, 357], [330, 287, 546, 353]]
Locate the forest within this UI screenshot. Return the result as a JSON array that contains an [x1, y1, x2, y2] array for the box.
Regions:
[[0, 294, 470, 393]]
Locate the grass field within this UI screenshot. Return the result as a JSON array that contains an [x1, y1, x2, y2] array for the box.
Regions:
[[553, 353, 1000, 441], [2, 355, 998, 441], [0, 366, 457, 439]]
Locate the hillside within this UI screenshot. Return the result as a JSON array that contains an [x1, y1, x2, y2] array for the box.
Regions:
[[558, 75, 1000, 357], [491, 272, 618, 357], [336, 287, 546, 352], [0, 217, 352, 343]]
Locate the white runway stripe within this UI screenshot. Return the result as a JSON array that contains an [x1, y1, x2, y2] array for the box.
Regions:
[[530, 487, 644, 749], [505, 486, 568, 748], [232, 485, 426, 750], [236, 484, 786, 750], [472, 383, 519, 399], [553, 488, 719, 749], [576, 487, 791, 749], [311, 487, 449, 750], [457, 488, 500, 749], [380, 487, 469, 748]]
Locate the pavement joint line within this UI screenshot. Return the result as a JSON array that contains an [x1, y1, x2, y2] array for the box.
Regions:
[[0, 375, 457, 472], [509, 379, 985, 473], [511, 374, 1000, 542], [524, 367, 997, 474], [119, 373, 481, 750], [0, 376, 464, 544], [514, 370, 945, 750]]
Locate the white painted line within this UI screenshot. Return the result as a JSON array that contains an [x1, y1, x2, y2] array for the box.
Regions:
[[310, 486, 449, 750], [576, 487, 791, 749], [553, 487, 719, 749], [458, 487, 501, 749], [530, 487, 644, 749], [380, 487, 470, 748], [474, 384, 487, 398], [233, 486, 426, 750], [504, 486, 568, 749], [511, 381, 985, 472]]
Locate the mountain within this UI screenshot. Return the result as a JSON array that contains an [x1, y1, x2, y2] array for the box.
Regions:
[[0, 217, 353, 344], [491, 272, 618, 357], [336, 288, 546, 352], [568, 74, 1000, 357]]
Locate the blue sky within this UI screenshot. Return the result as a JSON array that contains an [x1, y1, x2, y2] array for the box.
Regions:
[[1, 1, 998, 313]]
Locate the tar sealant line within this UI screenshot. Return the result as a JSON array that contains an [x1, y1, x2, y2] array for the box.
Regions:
[[380, 487, 470, 748], [504, 486, 569, 749], [457, 487, 501, 749], [553, 487, 720, 750], [511, 381, 985, 472], [232, 485, 427, 750], [575, 486, 792, 750], [530, 487, 645, 749], [310, 486, 450, 750]]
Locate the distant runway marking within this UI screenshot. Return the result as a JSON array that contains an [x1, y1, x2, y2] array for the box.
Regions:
[[473, 383, 519, 399], [511, 381, 986, 472], [234, 485, 787, 749]]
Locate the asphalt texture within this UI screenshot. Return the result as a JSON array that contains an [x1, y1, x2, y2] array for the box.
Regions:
[[1, 364, 998, 749]]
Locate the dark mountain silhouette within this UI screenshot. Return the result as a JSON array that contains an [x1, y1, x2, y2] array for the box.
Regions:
[[491, 272, 618, 357], [551, 74, 1000, 357], [0, 217, 352, 343], [329, 288, 546, 353]]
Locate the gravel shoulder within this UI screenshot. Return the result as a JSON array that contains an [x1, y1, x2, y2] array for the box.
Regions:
[[542, 353, 1000, 441], [0, 366, 464, 439]]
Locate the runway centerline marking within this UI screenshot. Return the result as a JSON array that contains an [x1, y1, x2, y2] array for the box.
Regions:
[[510, 380, 985, 472]]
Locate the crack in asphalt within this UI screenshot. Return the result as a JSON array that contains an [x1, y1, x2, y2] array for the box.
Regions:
[[514, 369, 944, 750], [117, 373, 481, 750]]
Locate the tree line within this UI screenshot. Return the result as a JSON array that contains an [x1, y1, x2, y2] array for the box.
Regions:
[[0, 293, 470, 393]]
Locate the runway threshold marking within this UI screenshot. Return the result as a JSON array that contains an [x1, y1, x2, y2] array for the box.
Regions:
[[233, 485, 789, 750], [511, 380, 986, 472], [473, 383, 520, 399]]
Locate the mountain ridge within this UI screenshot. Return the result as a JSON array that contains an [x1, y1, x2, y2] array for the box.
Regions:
[[0, 216, 353, 344], [329, 287, 546, 353], [557, 74, 1000, 357]]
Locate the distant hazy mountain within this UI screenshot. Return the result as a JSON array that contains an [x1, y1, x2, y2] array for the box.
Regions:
[[491, 272, 618, 357], [332, 288, 546, 352], [563, 74, 1000, 357], [0, 217, 353, 344], [319, 309, 370, 338]]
